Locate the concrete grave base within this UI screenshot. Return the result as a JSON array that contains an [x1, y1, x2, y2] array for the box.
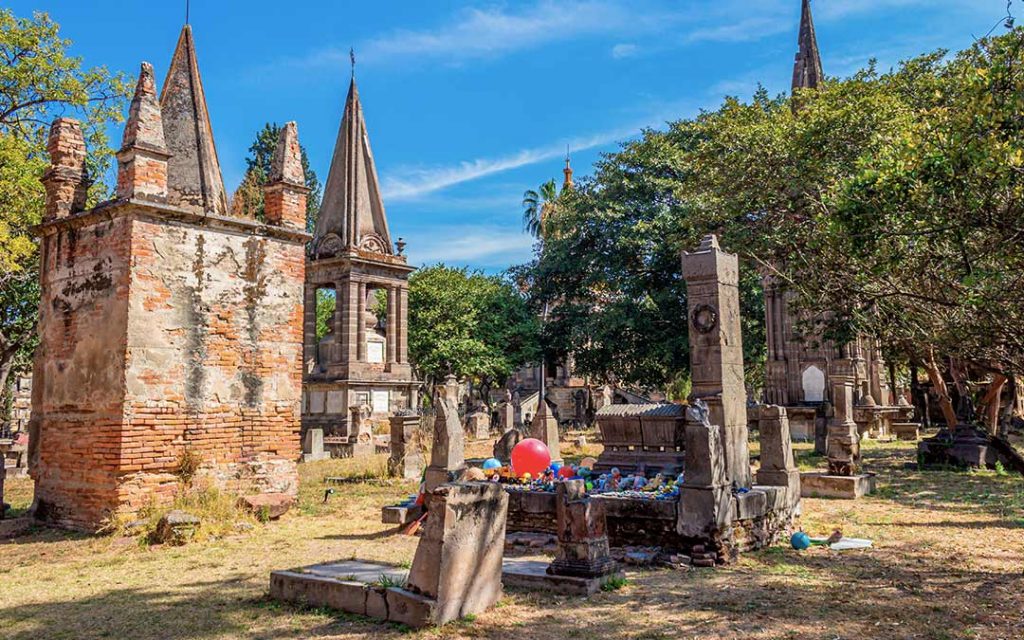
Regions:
[[270, 560, 438, 628], [892, 423, 921, 441], [502, 558, 624, 596], [800, 472, 876, 499]]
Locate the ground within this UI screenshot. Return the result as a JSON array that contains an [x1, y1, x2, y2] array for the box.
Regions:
[[1, 438, 1022, 640]]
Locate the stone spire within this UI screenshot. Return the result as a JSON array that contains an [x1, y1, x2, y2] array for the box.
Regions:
[[313, 77, 393, 257], [117, 62, 170, 201], [562, 149, 574, 192], [791, 0, 823, 92], [264, 121, 309, 230], [159, 25, 228, 214]]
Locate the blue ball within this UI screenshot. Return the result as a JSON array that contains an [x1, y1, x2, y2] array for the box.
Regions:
[[482, 458, 502, 470], [550, 461, 563, 473], [790, 532, 811, 550]]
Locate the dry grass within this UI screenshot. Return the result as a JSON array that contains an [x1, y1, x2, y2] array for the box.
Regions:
[[1, 439, 1023, 639]]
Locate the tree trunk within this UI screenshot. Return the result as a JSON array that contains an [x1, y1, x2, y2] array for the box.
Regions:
[[978, 374, 1007, 436], [0, 358, 12, 435], [924, 352, 958, 429], [888, 360, 898, 405]]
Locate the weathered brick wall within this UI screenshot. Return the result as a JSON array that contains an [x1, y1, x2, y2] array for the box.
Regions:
[[32, 206, 305, 530], [31, 216, 133, 529]]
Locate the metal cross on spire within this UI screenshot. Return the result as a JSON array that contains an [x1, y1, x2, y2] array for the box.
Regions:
[[185, 0, 190, 24], [350, 47, 356, 78]]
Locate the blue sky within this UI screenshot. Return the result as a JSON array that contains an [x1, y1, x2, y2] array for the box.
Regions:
[[12, 0, 1011, 270]]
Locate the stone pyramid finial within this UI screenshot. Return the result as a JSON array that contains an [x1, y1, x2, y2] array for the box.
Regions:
[[699, 234, 720, 251], [42, 117, 88, 221], [159, 24, 228, 214], [265, 121, 309, 230], [122, 62, 166, 151], [792, 0, 823, 92], [313, 77, 393, 257], [117, 62, 170, 201], [269, 122, 304, 185]]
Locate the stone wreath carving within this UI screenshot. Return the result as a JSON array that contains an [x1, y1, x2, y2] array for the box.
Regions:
[[359, 233, 388, 254], [691, 303, 719, 334], [315, 233, 343, 258]]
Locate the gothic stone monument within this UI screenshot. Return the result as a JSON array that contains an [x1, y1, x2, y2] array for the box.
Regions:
[[28, 28, 306, 530], [302, 73, 417, 445]]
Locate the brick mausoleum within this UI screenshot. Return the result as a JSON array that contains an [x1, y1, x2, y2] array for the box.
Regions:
[[27, 26, 310, 531]]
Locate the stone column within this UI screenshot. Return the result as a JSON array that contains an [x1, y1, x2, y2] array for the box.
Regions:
[[681, 235, 751, 488], [350, 404, 374, 457], [41, 118, 88, 222], [386, 286, 398, 365], [754, 405, 801, 502], [548, 480, 618, 578], [337, 282, 352, 363], [827, 359, 861, 476], [398, 286, 409, 364], [302, 284, 317, 375], [356, 282, 367, 362], [677, 402, 732, 538]]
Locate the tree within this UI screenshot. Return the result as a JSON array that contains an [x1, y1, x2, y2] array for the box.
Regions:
[[521, 179, 558, 239], [232, 122, 322, 230], [408, 265, 540, 404], [0, 10, 129, 417]]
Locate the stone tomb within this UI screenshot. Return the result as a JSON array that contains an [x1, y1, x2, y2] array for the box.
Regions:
[[272, 482, 508, 627], [592, 403, 686, 476]]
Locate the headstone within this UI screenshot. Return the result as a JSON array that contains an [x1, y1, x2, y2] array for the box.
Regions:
[[302, 428, 329, 462], [531, 396, 562, 464], [465, 408, 490, 441], [424, 375, 466, 493], [389, 413, 424, 480], [754, 405, 801, 504], [677, 400, 732, 538], [827, 362, 861, 476], [680, 234, 751, 488], [350, 404, 374, 458], [548, 480, 619, 578], [512, 390, 523, 428], [406, 482, 508, 624], [501, 390, 515, 431]]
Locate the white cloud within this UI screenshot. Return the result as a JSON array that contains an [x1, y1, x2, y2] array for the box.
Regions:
[[611, 43, 639, 58], [405, 225, 535, 267], [382, 127, 632, 201]]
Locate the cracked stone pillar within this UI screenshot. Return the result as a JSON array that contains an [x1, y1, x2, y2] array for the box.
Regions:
[[531, 396, 562, 464], [755, 405, 801, 503], [677, 402, 733, 538], [424, 375, 466, 493], [41, 118, 88, 222], [548, 480, 618, 578], [389, 413, 424, 480]]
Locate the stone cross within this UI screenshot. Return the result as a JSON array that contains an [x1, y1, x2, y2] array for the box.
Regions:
[[681, 234, 751, 488]]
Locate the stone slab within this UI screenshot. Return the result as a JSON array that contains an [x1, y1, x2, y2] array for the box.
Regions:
[[501, 558, 624, 596], [381, 503, 423, 525], [800, 472, 876, 499]]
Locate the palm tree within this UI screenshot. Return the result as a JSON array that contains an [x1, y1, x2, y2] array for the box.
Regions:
[[522, 179, 559, 240]]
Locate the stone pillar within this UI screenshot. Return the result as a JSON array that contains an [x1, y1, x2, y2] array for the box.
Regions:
[[398, 287, 409, 364], [548, 480, 618, 578], [677, 402, 732, 538], [356, 282, 367, 362], [389, 414, 424, 480], [754, 405, 801, 502], [350, 404, 374, 458], [501, 400, 515, 431], [264, 121, 309, 231], [41, 118, 88, 222], [424, 375, 466, 493], [337, 282, 352, 363], [681, 235, 751, 488], [302, 284, 318, 374], [302, 428, 328, 462], [386, 286, 398, 365], [531, 397, 562, 464], [116, 62, 169, 202], [827, 359, 861, 476], [406, 483, 508, 625]]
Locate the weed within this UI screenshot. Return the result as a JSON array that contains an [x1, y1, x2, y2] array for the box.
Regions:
[[374, 572, 408, 588], [601, 575, 628, 591]]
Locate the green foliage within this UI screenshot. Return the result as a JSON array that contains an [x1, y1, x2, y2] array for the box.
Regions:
[[522, 178, 558, 239], [601, 575, 628, 591], [314, 288, 336, 341], [0, 9, 129, 399], [408, 265, 540, 393], [235, 122, 322, 230]]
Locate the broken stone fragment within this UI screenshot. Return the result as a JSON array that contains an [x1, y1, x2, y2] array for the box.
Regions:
[[152, 509, 200, 545], [237, 493, 295, 520]]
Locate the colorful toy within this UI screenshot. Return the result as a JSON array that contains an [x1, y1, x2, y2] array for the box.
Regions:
[[482, 458, 502, 471], [511, 438, 552, 478], [558, 465, 576, 479], [580, 456, 597, 470], [790, 531, 811, 550]]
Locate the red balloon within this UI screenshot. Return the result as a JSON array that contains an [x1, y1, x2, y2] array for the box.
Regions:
[[510, 438, 551, 478], [558, 466, 576, 479]]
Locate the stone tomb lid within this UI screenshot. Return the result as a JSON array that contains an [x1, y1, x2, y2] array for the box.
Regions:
[[596, 403, 685, 418]]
